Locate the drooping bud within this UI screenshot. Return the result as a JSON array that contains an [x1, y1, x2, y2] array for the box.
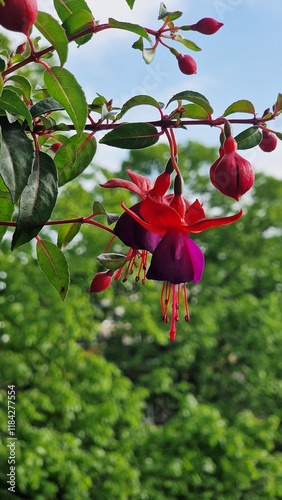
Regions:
[[210, 138, 255, 201], [50, 142, 63, 153], [176, 54, 197, 75], [259, 129, 278, 153], [88, 270, 115, 294], [0, 0, 38, 35], [190, 17, 224, 35]]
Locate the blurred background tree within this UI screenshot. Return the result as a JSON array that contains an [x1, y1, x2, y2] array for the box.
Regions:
[[1, 141, 282, 498]]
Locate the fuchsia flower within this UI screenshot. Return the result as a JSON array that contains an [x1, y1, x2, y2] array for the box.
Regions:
[[101, 169, 242, 340], [210, 135, 255, 200]]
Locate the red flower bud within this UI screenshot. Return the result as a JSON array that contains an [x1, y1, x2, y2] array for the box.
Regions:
[[259, 129, 278, 153], [210, 139, 255, 201], [190, 17, 224, 35], [50, 142, 63, 153], [177, 54, 197, 75], [16, 42, 27, 55], [0, 0, 38, 35], [88, 270, 115, 294]]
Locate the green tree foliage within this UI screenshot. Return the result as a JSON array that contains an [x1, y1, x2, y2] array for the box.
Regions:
[[1, 142, 282, 497]]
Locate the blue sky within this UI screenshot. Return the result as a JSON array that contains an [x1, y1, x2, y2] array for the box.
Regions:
[[13, 1, 282, 177]]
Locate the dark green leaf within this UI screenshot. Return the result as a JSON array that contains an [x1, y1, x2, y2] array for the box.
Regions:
[[57, 220, 82, 248], [36, 239, 70, 300], [0, 88, 33, 128], [125, 0, 135, 8], [166, 90, 213, 115], [12, 152, 58, 249], [99, 123, 159, 149], [117, 95, 161, 119], [0, 118, 34, 203], [223, 99, 256, 116], [92, 201, 119, 225], [35, 11, 68, 66], [132, 37, 143, 51], [6, 75, 31, 102], [44, 66, 88, 137], [62, 10, 94, 46], [0, 178, 13, 243], [108, 18, 151, 43], [54, 0, 91, 23], [235, 126, 262, 150], [55, 132, 97, 186], [97, 252, 128, 270], [30, 97, 64, 119]]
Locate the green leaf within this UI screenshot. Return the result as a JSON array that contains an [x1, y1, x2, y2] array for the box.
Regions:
[[166, 90, 213, 115], [182, 103, 210, 119], [57, 219, 82, 248], [125, 0, 135, 8], [0, 117, 34, 203], [100, 123, 159, 149], [158, 3, 182, 22], [29, 97, 64, 119], [44, 66, 88, 137], [0, 88, 33, 129], [132, 36, 143, 51], [97, 252, 128, 270], [35, 12, 68, 66], [54, 0, 92, 23], [92, 201, 119, 225], [174, 36, 201, 52], [223, 99, 256, 116], [273, 93, 282, 115], [117, 95, 162, 119], [6, 75, 31, 102], [0, 178, 13, 243], [275, 131, 282, 141], [36, 239, 70, 300], [235, 126, 262, 150], [55, 132, 97, 186], [62, 10, 94, 46], [11, 152, 58, 249], [108, 18, 152, 43], [142, 48, 156, 64]]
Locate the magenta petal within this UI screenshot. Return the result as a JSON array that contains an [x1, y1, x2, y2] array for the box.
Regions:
[[147, 230, 205, 284], [114, 202, 161, 252]]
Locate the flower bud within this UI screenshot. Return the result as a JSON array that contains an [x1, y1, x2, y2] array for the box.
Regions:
[[177, 54, 197, 75], [0, 0, 38, 35], [16, 42, 27, 55], [50, 142, 63, 153], [210, 140, 255, 200], [190, 17, 224, 35], [88, 270, 115, 294], [259, 129, 278, 153]]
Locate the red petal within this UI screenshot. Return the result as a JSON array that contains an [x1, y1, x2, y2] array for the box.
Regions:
[[187, 209, 243, 233], [100, 178, 145, 198], [140, 196, 184, 231], [185, 199, 206, 225], [127, 169, 153, 193]]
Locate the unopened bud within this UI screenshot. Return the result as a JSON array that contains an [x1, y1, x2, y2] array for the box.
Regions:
[[210, 140, 255, 201], [88, 270, 115, 294], [0, 0, 38, 35], [190, 17, 223, 35], [259, 129, 277, 153], [176, 54, 197, 75]]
